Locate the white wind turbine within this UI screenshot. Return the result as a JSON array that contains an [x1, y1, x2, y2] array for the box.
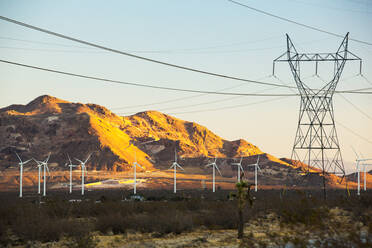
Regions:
[[170, 149, 184, 193], [231, 157, 244, 182], [132, 152, 144, 195], [14, 152, 32, 198], [124, 141, 145, 195], [352, 148, 372, 195], [247, 155, 262, 192], [65, 154, 78, 194], [34, 153, 51, 196], [205, 157, 222, 192], [75, 153, 91, 196]]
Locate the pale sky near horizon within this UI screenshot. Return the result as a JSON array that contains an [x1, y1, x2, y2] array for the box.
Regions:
[[0, 0, 371, 173]]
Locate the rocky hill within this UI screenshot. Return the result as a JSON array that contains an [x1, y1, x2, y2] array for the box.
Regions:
[[0, 95, 262, 171], [0, 95, 349, 189]]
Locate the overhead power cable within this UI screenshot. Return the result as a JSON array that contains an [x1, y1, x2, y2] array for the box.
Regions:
[[110, 74, 363, 111], [338, 94, 372, 122], [336, 121, 372, 145], [227, 0, 372, 46], [0, 15, 296, 89], [0, 59, 297, 97], [166, 96, 289, 115], [1, 59, 372, 96], [0, 34, 283, 53], [111, 75, 271, 110]]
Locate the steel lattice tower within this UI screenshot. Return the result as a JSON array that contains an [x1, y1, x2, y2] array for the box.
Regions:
[[273, 33, 362, 196]]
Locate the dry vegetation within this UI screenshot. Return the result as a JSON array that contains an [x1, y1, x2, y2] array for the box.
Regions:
[[0, 189, 371, 247]]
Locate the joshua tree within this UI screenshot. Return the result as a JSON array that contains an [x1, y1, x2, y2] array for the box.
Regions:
[[230, 179, 254, 239]]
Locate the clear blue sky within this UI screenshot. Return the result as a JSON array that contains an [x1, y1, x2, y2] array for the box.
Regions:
[[0, 0, 371, 173]]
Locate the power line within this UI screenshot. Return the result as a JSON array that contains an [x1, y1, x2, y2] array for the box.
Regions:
[[0, 36, 93, 49], [111, 75, 272, 110], [0, 36, 331, 55], [166, 96, 289, 115], [336, 121, 372, 145], [338, 94, 372, 121], [0, 15, 297, 89], [0, 46, 103, 54], [111, 83, 248, 110], [1, 59, 371, 97], [0, 59, 298, 97], [227, 0, 372, 46], [0, 34, 284, 53], [284, 0, 372, 14], [111, 74, 363, 112]]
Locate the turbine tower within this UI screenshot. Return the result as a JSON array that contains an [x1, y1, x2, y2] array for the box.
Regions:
[[170, 149, 184, 193], [231, 157, 244, 182], [14, 152, 32, 198], [75, 153, 91, 196], [132, 152, 143, 195], [273, 33, 362, 198], [205, 157, 222, 192], [247, 155, 261, 192], [35, 160, 42, 194], [65, 154, 77, 194]]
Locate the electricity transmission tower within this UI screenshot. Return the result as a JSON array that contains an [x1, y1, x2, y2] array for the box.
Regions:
[[273, 33, 362, 198]]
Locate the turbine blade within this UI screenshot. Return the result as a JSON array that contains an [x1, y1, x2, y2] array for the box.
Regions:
[[257, 165, 262, 172], [67, 154, 72, 165], [135, 162, 143, 169], [46, 152, 51, 163], [351, 146, 359, 159], [257, 155, 260, 164], [15, 152, 22, 162], [75, 158, 83, 164], [215, 164, 222, 176], [214, 157, 217, 163], [84, 153, 92, 164], [46, 164, 50, 175], [174, 149, 177, 163], [239, 164, 244, 172], [33, 158, 41, 164], [24, 159, 32, 164], [239, 157, 243, 163], [177, 164, 184, 171]]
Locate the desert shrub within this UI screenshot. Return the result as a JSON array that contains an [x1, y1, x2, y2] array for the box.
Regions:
[[63, 221, 97, 248], [96, 213, 125, 234], [12, 215, 63, 242]]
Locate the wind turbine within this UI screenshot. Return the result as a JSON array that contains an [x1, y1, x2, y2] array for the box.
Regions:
[[231, 157, 244, 182], [351, 147, 372, 195], [14, 152, 32, 198], [247, 155, 262, 192], [205, 157, 222, 192], [65, 154, 78, 194], [124, 141, 145, 195], [75, 153, 91, 196], [131, 152, 143, 195], [170, 149, 184, 193], [34, 153, 51, 196]]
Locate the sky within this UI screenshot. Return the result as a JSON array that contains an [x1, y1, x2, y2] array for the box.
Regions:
[[0, 0, 371, 173]]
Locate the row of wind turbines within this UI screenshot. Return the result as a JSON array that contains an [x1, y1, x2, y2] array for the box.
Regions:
[[14, 152, 91, 198], [15, 146, 372, 198], [14, 148, 263, 198]]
